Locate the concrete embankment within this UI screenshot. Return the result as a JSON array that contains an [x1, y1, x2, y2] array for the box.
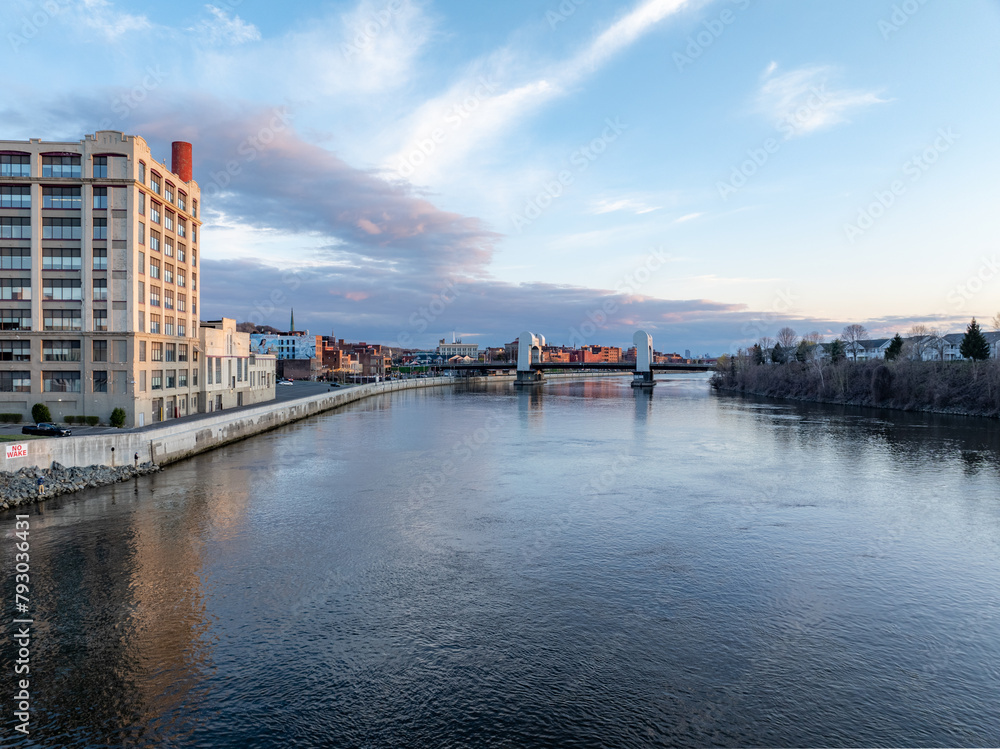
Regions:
[[1, 372, 631, 505]]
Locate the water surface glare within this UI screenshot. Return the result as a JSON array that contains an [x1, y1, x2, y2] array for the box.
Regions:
[[3, 376, 1000, 747]]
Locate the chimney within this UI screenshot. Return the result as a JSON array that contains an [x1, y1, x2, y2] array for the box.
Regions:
[[171, 141, 193, 182]]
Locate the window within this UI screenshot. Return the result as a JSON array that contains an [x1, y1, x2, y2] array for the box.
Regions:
[[192, 226, 197, 243], [150, 259, 160, 279], [191, 249, 196, 266], [42, 155, 81, 178], [93, 278, 107, 301], [179, 344, 188, 362], [93, 156, 107, 179], [137, 281, 145, 304], [92, 186, 108, 209], [93, 371, 108, 393], [138, 162, 145, 183], [207, 357, 213, 385], [192, 199, 198, 218], [138, 311, 145, 332], [177, 272, 186, 288], [192, 301, 196, 316], [177, 245, 186, 263], [178, 193, 186, 211], [42, 217, 81, 239], [179, 370, 188, 387], [149, 231, 160, 251], [0, 371, 31, 392], [0, 186, 30, 208], [139, 340, 146, 362], [151, 203, 161, 224], [43, 340, 81, 362], [152, 342, 163, 361], [150, 175, 161, 195], [165, 184, 174, 203], [164, 212, 174, 232], [0, 217, 31, 238], [93, 339, 108, 362], [44, 371, 81, 393], [215, 357, 222, 383], [192, 272, 197, 290], [0, 340, 30, 362], [0, 310, 31, 331], [93, 217, 107, 240], [140, 371, 146, 391], [0, 154, 30, 177], [0, 278, 31, 301], [164, 265, 174, 284], [165, 318, 174, 336], [93, 308, 107, 331], [177, 220, 186, 238], [152, 371, 162, 390], [43, 248, 80, 270], [1, 248, 30, 269], [166, 370, 176, 389], [164, 290, 174, 310], [150, 314, 161, 334], [177, 293, 186, 312], [193, 367, 198, 387], [138, 191, 145, 215], [43, 279, 81, 301], [43, 186, 81, 209], [178, 321, 186, 337], [164, 239, 173, 257], [150, 287, 160, 307], [43, 310, 80, 331], [138, 250, 145, 273], [93, 247, 107, 270], [165, 344, 175, 362], [138, 222, 145, 244]]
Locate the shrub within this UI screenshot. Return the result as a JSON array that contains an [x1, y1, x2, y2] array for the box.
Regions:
[[871, 365, 894, 402], [64, 415, 76, 424], [86, 416, 100, 427], [110, 408, 127, 429], [0, 413, 22, 423], [31, 403, 52, 423]]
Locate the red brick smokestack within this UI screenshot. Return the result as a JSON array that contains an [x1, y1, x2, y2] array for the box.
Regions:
[[171, 141, 193, 182]]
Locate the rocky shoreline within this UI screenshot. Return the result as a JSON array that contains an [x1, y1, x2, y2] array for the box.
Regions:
[[0, 462, 160, 511]]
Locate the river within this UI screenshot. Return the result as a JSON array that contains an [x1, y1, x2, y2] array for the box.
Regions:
[[2, 375, 1000, 748]]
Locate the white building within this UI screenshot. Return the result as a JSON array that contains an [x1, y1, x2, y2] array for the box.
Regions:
[[250, 332, 321, 360], [437, 339, 478, 358]]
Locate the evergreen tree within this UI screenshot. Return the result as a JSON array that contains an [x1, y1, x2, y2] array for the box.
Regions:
[[795, 340, 812, 362], [960, 318, 991, 361], [771, 342, 786, 364], [751, 344, 765, 365], [830, 339, 846, 363], [885, 333, 904, 361]]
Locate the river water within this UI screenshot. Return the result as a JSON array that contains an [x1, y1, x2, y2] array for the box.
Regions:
[[2, 375, 1000, 748]]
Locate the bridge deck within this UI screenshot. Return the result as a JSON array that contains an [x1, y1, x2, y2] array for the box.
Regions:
[[442, 362, 713, 373]]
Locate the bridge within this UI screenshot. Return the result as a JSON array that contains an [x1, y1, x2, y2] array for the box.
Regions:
[[439, 330, 713, 388]]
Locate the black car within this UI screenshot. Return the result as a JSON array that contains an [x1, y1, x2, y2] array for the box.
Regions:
[[22, 423, 72, 437]]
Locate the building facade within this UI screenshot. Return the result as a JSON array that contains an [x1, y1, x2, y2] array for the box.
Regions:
[[199, 319, 275, 412], [249, 331, 321, 360], [437, 339, 479, 358], [0, 131, 204, 426]]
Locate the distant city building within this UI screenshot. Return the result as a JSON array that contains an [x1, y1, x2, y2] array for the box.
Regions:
[[250, 331, 321, 360], [199, 318, 275, 413], [437, 338, 478, 359]]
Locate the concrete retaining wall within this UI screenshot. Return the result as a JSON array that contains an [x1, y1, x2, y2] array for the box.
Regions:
[[2, 371, 629, 475]]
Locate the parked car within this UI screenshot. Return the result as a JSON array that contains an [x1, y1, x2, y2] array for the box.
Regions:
[[278, 379, 294, 386], [22, 423, 72, 437]]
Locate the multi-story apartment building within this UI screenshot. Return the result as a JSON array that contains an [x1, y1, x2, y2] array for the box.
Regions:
[[437, 339, 478, 358], [1, 131, 199, 426]]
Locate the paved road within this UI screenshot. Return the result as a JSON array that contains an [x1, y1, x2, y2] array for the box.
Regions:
[[0, 381, 365, 439]]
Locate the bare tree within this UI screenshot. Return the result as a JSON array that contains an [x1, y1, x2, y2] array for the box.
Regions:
[[905, 324, 930, 360], [842, 324, 869, 345], [992, 313, 1000, 331], [758, 336, 775, 351], [803, 331, 822, 344], [776, 327, 798, 348]]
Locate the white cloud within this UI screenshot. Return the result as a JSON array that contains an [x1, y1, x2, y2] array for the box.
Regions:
[[76, 0, 150, 39], [673, 212, 703, 223], [384, 0, 693, 181], [591, 198, 662, 215], [194, 5, 262, 45], [756, 64, 888, 137]]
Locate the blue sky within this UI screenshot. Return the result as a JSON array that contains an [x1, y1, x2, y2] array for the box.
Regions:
[[3, 0, 999, 353]]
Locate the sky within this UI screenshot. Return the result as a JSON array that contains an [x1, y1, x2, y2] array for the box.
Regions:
[[3, 0, 999, 353]]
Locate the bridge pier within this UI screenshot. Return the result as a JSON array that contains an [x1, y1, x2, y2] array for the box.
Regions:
[[514, 331, 546, 388], [631, 330, 655, 389]]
